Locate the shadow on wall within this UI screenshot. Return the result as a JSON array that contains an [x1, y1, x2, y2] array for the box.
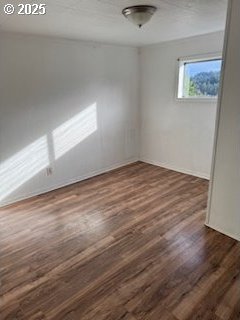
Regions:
[[0, 103, 97, 202]]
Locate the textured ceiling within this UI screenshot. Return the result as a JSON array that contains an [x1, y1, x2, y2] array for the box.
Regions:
[[0, 0, 228, 46]]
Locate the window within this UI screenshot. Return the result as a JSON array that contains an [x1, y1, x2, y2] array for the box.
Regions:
[[177, 55, 222, 100]]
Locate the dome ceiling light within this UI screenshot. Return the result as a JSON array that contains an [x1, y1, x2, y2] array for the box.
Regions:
[[122, 5, 157, 28]]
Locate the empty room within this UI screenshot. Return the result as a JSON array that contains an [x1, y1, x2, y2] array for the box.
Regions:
[[0, 1, 239, 319]]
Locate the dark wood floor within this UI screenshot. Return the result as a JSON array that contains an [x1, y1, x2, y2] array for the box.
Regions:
[[0, 162, 239, 320]]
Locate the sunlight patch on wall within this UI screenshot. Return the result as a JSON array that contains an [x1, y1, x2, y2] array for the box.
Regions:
[[0, 136, 49, 201], [0, 104, 98, 203], [53, 103, 97, 159]]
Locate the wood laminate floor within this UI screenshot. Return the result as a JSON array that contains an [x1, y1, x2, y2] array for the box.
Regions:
[[0, 162, 239, 320]]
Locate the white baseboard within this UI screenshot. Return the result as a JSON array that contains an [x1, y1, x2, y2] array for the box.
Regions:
[[205, 223, 240, 241], [140, 157, 210, 180], [0, 158, 138, 208]]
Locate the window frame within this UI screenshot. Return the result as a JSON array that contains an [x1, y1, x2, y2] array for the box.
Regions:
[[176, 53, 222, 102]]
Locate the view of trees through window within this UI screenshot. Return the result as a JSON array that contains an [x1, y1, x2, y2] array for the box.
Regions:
[[183, 59, 222, 98]]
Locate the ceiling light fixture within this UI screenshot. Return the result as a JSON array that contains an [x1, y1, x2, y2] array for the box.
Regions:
[[122, 5, 157, 28]]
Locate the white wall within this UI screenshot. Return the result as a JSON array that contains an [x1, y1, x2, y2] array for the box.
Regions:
[[0, 31, 228, 207], [140, 31, 224, 179], [207, 0, 240, 241], [0, 33, 139, 206]]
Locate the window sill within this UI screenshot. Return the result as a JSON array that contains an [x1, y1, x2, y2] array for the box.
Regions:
[[176, 97, 218, 103]]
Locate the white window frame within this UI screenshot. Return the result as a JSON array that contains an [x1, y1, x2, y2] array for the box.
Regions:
[[177, 53, 222, 102]]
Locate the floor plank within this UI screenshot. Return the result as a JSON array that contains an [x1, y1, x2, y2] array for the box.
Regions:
[[0, 162, 239, 320]]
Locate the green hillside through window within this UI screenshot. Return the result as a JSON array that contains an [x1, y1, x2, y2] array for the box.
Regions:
[[183, 59, 222, 98]]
